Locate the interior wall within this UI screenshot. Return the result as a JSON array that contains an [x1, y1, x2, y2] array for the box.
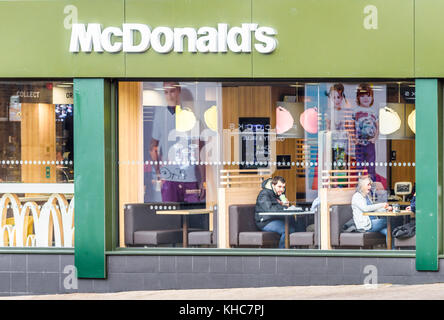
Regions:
[[222, 85, 306, 202], [21, 103, 56, 184], [390, 139, 416, 190], [118, 82, 144, 247]]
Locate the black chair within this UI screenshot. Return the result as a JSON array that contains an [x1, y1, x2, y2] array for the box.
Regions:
[[188, 207, 217, 246], [124, 202, 205, 247], [290, 207, 318, 248], [330, 205, 386, 248], [229, 204, 280, 248], [395, 235, 416, 249]]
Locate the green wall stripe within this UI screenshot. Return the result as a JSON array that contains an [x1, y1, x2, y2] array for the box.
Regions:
[[415, 79, 441, 271], [74, 79, 108, 278], [107, 248, 416, 258]]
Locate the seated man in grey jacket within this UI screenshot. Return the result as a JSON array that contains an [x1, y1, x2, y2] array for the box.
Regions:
[[254, 176, 296, 248]]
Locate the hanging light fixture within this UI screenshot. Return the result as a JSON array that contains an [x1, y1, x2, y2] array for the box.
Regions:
[[408, 109, 416, 134], [300, 107, 318, 134], [379, 106, 401, 135], [175, 105, 197, 132], [204, 105, 218, 131], [276, 106, 294, 134]]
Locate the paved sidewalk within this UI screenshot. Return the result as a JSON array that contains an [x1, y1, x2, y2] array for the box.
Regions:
[[2, 283, 444, 300]]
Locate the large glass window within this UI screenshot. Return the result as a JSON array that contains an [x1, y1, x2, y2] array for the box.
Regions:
[[0, 81, 74, 248], [118, 80, 415, 251]]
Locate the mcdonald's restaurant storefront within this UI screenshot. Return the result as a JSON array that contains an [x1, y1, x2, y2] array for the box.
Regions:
[[0, 0, 443, 296]]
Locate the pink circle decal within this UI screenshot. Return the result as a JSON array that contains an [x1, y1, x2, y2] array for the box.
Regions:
[[300, 107, 318, 134], [276, 106, 294, 134]]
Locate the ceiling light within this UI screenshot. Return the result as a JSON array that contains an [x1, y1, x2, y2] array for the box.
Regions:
[[379, 106, 401, 135], [408, 109, 415, 134]]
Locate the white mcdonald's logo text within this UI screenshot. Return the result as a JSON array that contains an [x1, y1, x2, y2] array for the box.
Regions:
[[69, 23, 278, 54]]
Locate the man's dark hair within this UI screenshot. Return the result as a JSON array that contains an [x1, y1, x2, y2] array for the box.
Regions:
[[163, 81, 181, 90], [271, 176, 286, 185]]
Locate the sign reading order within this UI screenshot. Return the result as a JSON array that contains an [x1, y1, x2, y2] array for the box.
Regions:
[[69, 23, 277, 54]]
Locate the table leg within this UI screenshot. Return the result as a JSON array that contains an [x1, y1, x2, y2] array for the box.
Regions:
[[183, 215, 188, 248], [386, 217, 392, 250], [285, 216, 289, 249]]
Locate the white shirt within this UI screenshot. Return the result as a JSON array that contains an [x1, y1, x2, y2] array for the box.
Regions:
[[351, 192, 386, 230], [151, 106, 199, 182]]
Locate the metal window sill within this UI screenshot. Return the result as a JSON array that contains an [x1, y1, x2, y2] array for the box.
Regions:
[[0, 247, 74, 254], [107, 247, 416, 258]]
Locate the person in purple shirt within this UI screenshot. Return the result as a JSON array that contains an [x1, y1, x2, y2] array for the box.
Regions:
[[353, 83, 378, 181]]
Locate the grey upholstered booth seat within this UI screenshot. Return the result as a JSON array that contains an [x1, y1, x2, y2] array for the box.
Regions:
[[124, 203, 188, 246], [289, 208, 318, 247], [394, 235, 416, 248], [289, 232, 314, 246], [188, 208, 217, 246], [133, 229, 182, 245], [340, 231, 387, 247], [229, 204, 280, 247], [330, 204, 386, 248]]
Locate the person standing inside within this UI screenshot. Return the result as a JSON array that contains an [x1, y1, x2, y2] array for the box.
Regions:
[[149, 82, 205, 204], [327, 83, 354, 171]]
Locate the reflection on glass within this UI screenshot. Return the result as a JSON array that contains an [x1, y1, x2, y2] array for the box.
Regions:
[[0, 81, 74, 183], [119, 80, 416, 251], [0, 81, 75, 248]]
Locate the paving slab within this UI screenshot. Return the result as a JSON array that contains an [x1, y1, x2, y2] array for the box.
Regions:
[[2, 283, 444, 300]]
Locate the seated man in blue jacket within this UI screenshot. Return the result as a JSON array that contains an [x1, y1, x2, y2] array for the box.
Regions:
[[254, 176, 296, 248]]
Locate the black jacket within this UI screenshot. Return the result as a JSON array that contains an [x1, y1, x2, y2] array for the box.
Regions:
[[255, 178, 286, 229]]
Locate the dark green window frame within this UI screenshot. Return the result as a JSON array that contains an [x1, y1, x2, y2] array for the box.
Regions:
[[73, 78, 441, 279]]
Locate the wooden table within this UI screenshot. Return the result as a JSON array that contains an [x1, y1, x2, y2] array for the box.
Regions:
[[156, 208, 213, 248], [363, 210, 415, 249], [257, 209, 315, 249], [388, 201, 410, 207]]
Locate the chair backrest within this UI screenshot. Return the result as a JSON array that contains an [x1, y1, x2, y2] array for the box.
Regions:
[[321, 169, 368, 189], [210, 208, 218, 244], [124, 203, 183, 245], [228, 204, 258, 246], [220, 169, 272, 188], [329, 204, 353, 247], [313, 207, 319, 246]]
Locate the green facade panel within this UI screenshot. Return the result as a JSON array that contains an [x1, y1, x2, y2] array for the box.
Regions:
[[0, 0, 125, 78], [252, 0, 414, 78], [415, 0, 444, 77], [415, 79, 441, 271], [74, 79, 109, 278], [0, 0, 441, 276], [0, 0, 423, 78], [124, 0, 252, 77]]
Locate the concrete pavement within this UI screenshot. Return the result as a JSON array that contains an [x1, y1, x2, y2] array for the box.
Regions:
[[2, 283, 444, 299]]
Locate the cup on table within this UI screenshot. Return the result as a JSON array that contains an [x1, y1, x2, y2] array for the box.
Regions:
[[279, 194, 289, 205]]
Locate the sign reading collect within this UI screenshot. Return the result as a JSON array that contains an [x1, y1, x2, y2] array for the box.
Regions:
[[69, 23, 277, 54]]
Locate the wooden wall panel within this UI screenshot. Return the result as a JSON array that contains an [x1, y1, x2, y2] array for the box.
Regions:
[[118, 82, 144, 247], [390, 139, 416, 189], [222, 86, 272, 168], [21, 103, 56, 185], [221, 85, 307, 202], [222, 87, 238, 169], [222, 87, 238, 130], [274, 138, 297, 203], [238, 86, 271, 118]]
